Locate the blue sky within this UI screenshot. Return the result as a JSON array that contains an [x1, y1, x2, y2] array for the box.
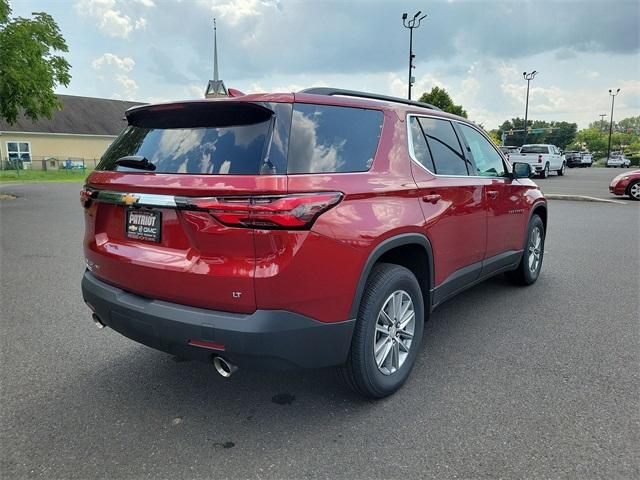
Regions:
[[8, 0, 640, 129]]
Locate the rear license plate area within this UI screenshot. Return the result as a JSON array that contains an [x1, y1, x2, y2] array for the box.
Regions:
[[126, 209, 161, 243]]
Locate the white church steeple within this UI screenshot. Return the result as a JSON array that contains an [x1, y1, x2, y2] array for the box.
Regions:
[[205, 18, 228, 98]]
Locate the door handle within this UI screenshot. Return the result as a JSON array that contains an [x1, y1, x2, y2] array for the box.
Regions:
[[422, 194, 441, 204], [487, 190, 499, 199]]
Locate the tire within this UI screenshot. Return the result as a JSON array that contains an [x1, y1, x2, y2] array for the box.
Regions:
[[506, 215, 545, 285], [338, 263, 424, 398], [539, 163, 549, 179], [557, 162, 565, 176], [627, 180, 640, 201]]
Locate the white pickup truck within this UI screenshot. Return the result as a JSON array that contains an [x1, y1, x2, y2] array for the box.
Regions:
[[514, 144, 566, 178]]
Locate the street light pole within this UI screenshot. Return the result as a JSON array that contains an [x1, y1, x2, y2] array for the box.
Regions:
[[522, 71, 537, 146], [402, 11, 427, 100], [599, 113, 607, 132], [606, 89, 620, 163]]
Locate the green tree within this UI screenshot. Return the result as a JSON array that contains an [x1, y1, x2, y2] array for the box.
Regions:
[[574, 128, 607, 154], [487, 129, 502, 146], [617, 115, 640, 133], [0, 0, 71, 124], [589, 116, 640, 133], [497, 118, 577, 148], [418, 86, 467, 118]]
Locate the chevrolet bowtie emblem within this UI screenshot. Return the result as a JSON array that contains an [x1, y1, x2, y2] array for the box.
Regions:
[[123, 193, 140, 205]]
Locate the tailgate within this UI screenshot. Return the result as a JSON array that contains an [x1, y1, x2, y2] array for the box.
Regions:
[[82, 100, 292, 313]]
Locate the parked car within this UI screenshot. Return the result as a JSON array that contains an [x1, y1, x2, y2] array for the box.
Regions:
[[80, 88, 547, 398], [609, 169, 640, 200], [516, 144, 566, 178], [564, 151, 583, 168], [580, 152, 593, 167], [606, 153, 631, 168]]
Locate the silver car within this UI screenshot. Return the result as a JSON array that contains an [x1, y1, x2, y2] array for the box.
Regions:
[[606, 153, 631, 168]]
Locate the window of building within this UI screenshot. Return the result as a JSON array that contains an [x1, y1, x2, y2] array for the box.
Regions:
[[6, 142, 32, 163]]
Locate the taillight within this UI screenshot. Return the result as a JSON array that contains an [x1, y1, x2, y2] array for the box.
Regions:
[[80, 186, 94, 208], [538, 155, 543, 163], [178, 192, 343, 229]]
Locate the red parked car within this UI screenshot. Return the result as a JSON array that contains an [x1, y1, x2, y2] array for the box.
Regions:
[[81, 88, 547, 398], [609, 169, 640, 200]]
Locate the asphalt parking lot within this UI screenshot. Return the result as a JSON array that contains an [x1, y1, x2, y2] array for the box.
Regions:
[[1, 180, 638, 479], [535, 165, 638, 201]]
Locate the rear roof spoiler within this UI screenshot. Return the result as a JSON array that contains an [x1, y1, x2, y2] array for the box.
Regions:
[[125, 101, 274, 129]]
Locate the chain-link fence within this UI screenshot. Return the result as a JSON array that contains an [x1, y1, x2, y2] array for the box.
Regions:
[[0, 155, 101, 172]]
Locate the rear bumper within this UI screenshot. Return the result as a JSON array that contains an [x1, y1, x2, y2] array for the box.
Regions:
[[81, 271, 355, 370]]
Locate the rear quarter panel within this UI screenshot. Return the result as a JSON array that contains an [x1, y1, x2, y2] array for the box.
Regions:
[[254, 110, 426, 322]]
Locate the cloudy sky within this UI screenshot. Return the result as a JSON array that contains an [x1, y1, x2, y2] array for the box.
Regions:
[[9, 0, 640, 129]]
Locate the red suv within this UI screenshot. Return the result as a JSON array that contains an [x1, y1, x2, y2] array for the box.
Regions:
[[81, 88, 547, 398]]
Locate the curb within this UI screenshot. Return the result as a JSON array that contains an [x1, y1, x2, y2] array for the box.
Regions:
[[544, 194, 627, 204]]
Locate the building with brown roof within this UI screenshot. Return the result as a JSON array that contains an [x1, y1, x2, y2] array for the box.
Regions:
[[0, 94, 143, 170]]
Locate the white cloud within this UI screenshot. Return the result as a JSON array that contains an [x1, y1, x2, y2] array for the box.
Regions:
[[134, 17, 147, 30], [200, 0, 280, 26], [91, 53, 135, 72], [75, 0, 147, 39], [90, 52, 139, 100], [186, 84, 205, 98], [100, 9, 133, 38], [388, 72, 446, 99], [134, 0, 155, 7], [75, 0, 115, 17], [115, 74, 139, 99]]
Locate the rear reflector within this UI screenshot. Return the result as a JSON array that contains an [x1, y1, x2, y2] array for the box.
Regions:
[[179, 192, 343, 229], [188, 339, 226, 351]]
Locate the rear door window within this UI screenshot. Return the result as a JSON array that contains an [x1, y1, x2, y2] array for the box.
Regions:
[[418, 117, 469, 175], [287, 103, 383, 174]]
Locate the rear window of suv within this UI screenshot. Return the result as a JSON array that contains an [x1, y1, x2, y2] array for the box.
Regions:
[[97, 102, 292, 175], [287, 104, 384, 174]]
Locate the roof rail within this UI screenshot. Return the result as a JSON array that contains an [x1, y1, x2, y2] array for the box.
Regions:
[[299, 87, 442, 111]]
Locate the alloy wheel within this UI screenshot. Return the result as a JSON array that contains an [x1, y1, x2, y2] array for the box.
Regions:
[[630, 182, 640, 200], [528, 226, 542, 273], [374, 290, 415, 375]]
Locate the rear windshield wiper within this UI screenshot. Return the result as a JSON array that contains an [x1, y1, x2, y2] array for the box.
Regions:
[[114, 156, 156, 171]]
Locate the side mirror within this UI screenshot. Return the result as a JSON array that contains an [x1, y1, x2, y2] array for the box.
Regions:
[[512, 162, 533, 179]]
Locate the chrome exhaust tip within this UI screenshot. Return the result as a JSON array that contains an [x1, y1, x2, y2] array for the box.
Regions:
[[92, 313, 105, 329], [212, 356, 237, 378]]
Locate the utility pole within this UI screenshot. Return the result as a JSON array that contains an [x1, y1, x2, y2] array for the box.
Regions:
[[402, 11, 427, 100], [606, 89, 620, 163], [599, 113, 606, 132], [522, 71, 537, 146]]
